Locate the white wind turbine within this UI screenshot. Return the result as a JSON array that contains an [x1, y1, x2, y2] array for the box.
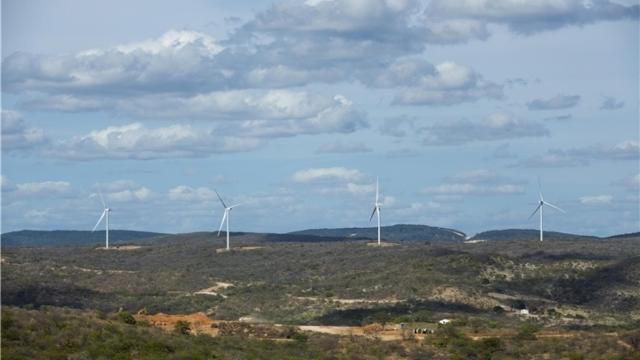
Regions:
[[92, 190, 111, 249], [528, 182, 565, 242], [369, 177, 382, 246], [215, 190, 242, 251]]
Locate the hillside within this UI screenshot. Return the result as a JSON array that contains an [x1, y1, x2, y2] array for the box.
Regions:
[[469, 229, 595, 242], [289, 224, 466, 242], [1, 230, 168, 247], [607, 232, 640, 239], [3, 232, 640, 358]]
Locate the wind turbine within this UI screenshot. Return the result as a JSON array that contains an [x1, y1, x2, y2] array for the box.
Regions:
[[528, 183, 565, 242], [369, 177, 382, 246], [92, 190, 111, 249], [215, 190, 242, 251]]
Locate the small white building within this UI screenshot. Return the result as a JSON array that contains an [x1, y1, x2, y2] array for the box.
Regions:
[[519, 309, 529, 315], [438, 319, 451, 325]]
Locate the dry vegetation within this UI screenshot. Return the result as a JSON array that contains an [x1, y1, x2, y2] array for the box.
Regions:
[[2, 232, 640, 358]]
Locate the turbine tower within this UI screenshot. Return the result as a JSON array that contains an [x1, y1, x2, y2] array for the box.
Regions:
[[369, 177, 382, 246], [528, 184, 565, 242], [215, 190, 242, 251], [92, 190, 111, 249]]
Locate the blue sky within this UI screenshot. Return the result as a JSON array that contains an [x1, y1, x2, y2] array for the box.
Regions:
[[2, 0, 638, 237]]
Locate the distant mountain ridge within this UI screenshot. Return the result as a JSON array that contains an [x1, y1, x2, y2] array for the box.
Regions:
[[289, 224, 466, 242], [1, 230, 168, 247], [470, 229, 596, 242]]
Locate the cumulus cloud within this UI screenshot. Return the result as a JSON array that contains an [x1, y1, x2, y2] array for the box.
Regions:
[[543, 114, 572, 121], [4, 4, 507, 116], [90, 180, 154, 203], [527, 94, 581, 110], [316, 140, 372, 154], [600, 96, 625, 110], [230, 95, 368, 138], [579, 194, 613, 205], [380, 115, 416, 137], [515, 140, 639, 167], [1, 110, 48, 152], [423, 169, 525, 196], [292, 167, 365, 183], [420, 112, 549, 145], [427, 0, 639, 35], [3, 179, 72, 197], [614, 173, 640, 192], [3, 30, 225, 95], [390, 61, 503, 106], [168, 185, 218, 201], [47, 123, 264, 160], [18, 181, 71, 195]]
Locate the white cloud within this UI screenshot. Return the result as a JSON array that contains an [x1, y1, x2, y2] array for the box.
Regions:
[[292, 167, 365, 183], [1, 176, 15, 192], [4, 30, 224, 95], [516, 140, 639, 167], [1, 110, 48, 152], [423, 169, 525, 195], [420, 112, 549, 145], [13, 181, 72, 196], [107, 187, 154, 202], [427, 0, 639, 35], [168, 185, 218, 201], [48, 123, 263, 160], [600, 96, 625, 110], [527, 94, 580, 110], [316, 140, 372, 154], [579, 195, 613, 205]]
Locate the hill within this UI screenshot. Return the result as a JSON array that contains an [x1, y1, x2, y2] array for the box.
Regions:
[[289, 224, 465, 242], [469, 229, 595, 242], [3, 232, 640, 358], [1, 230, 168, 247], [607, 232, 640, 239]]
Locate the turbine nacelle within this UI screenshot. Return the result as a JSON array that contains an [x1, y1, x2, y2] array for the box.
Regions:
[[529, 182, 566, 242], [215, 190, 240, 251]]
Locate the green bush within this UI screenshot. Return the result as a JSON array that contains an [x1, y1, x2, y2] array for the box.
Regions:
[[174, 321, 191, 335], [117, 311, 136, 325], [515, 322, 540, 341]]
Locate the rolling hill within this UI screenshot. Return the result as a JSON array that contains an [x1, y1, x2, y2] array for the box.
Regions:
[[469, 229, 596, 242], [1, 230, 168, 247], [289, 224, 466, 242]]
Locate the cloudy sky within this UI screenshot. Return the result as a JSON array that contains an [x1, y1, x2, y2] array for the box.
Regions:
[[2, 0, 638, 237]]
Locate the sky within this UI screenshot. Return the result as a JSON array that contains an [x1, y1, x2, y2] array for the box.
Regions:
[[1, 0, 639, 237]]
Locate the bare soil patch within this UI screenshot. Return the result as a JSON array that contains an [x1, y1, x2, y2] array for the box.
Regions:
[[135, 312, 219, 336], [193, 281, 235, 298], [96, 245, 142, 251], [366, 242, 399, 247], [216, 246, 264, 253]]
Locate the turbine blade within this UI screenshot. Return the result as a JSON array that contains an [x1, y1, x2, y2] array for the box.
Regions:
[[98, 188, 106, 208], [214, 189, 228, 208], [369, 206, 377, 223], [544, 201, 566, 213], [537, 177, 543, 201], [228, 202, 243, 209], [528, 204, 542, 220], [375, 177, 379, 203], [217, 210, 227, 236], [92, 210, 106, 232]]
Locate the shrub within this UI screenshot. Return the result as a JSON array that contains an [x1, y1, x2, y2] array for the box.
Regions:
[[174, 321, 191, 335], [515, 322, 540, 340], [117, 311, 136, 325]]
